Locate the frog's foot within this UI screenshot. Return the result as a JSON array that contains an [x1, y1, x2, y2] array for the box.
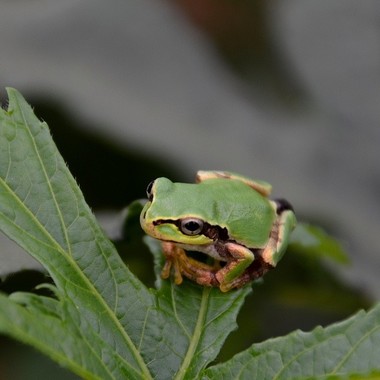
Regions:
[[221, 257, 273, 291], [217, 273, 251, 292], [161, 242, 186, 285], [161, 242, 219, 287], [179, 257, 219, 288]]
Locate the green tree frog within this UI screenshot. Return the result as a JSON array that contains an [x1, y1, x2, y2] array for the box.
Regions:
[[140, 171, 296, 292]]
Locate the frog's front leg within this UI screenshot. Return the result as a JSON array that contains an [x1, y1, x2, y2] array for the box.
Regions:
[[215, 243, 255, 292], [161, 242, 185, 285], [161, 242, 219, 287]]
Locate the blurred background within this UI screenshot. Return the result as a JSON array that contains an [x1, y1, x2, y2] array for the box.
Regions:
[[0, 0, 379, 378]]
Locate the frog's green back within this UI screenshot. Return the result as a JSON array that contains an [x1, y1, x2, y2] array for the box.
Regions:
[[153, 178, 276, 248]]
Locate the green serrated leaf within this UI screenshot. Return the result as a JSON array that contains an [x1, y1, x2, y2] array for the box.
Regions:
[[0, 87, 155, 379], [0, 88, 250, 379], [202, 303, 380, 380]]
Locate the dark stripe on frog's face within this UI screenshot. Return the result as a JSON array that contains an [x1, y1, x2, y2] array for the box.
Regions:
[[153, 219, 229, 241]]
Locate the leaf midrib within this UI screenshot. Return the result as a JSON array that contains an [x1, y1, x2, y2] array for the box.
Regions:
[[174, 286, 211, 380]]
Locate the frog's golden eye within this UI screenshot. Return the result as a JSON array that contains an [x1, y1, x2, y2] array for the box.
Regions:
[[146, 180, 155, 201], [180, 218, 204, 236]]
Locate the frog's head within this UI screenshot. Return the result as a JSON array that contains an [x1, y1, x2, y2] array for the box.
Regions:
[[140, 177, 213, 246]]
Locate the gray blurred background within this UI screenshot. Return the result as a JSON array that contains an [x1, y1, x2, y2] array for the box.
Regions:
[[0, 0, 379, 378]]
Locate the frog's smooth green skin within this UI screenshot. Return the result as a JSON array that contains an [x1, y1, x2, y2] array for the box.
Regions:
[[140, 170, 296, 292]]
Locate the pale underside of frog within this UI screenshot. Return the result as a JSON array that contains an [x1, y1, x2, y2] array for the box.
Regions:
[[140, 171, 296, 292]]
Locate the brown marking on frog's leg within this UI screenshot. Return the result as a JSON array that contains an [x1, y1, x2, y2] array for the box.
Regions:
[[261, 205, 296, 266], [245, 255, 273, 282]]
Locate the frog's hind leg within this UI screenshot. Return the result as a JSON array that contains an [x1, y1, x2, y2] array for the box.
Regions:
[[261, 200, 296, 267]]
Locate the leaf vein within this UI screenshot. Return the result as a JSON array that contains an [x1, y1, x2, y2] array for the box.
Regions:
[[331, 322, 380, 373], [14, 102, 73, 257], [174, 287, 211, 380]]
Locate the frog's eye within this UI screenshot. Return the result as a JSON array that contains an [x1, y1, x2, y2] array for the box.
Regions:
[[146, 180, 155, 201], [180, 218, 204, 236]]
